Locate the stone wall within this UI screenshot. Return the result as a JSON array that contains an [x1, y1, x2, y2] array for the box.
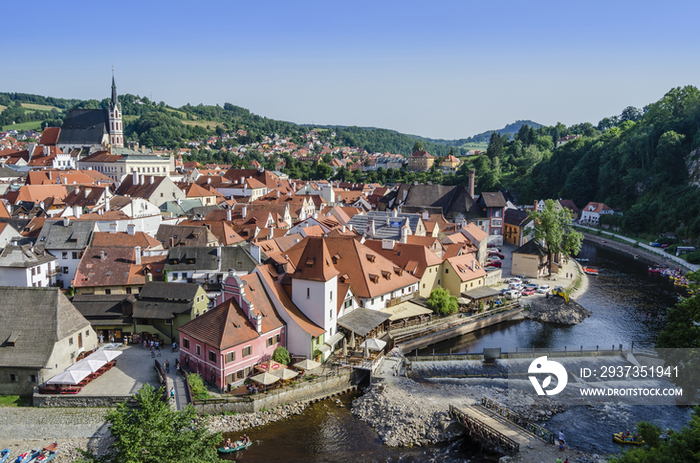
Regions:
[[33, 393, 134, 407], [484, 268, 503, 286], [193, 371, 357, 415]]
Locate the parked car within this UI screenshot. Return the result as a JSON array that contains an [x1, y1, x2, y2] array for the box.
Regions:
[[508, 283, 522, 290], [505, 278, 522, 284], [486, 260, 502, 268], [661, 244, 670, 248], [506, 290, 521, 300], [536, 285, 551, 294], [488, 251, 505, 259], [651, 242, 662, 247], [500, 288, 509, 296], [524, 283, 538, 290], [521, 288, 535, 296]]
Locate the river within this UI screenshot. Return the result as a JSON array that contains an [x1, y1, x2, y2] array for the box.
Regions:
[[220, 241, 691, 461]]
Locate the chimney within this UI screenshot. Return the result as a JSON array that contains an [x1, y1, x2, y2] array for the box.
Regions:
[[240, 176, 245, 185], [422, 210, 429, 220], [140, 175, 144, 185], [242, 206, 247, 218], [217, 246, 222, 259], [469, 170, 475, 199], [63, 217, 71, 227], [472, 259, 476, 270], [100, 250, 106, 260], [268, 227, 274, 240], [48, 171, 52, 180], [176, 197, 181, 205], [276, 190, 280, 198], [134, 246, 141, 265], [342, 225, 346, 233], [75, 206, 81, 219], [256, 313, 262, 334], [348, 224, 353, 232], [85, 189, 89, 199], [401, 225, 408, 244], [127, 224, 135, 235], [132, 172, 138, 185], [150, 176, 154, 184], [226, 209, 232, 221], [109, 223, 118, 234], [207, 177, 211, 184]]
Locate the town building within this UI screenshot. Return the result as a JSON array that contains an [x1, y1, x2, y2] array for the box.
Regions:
[[580, 202, 614, 224], [36, 218, 97, 289], [0, 287, 97, 395], [407, 150, 435, 172], [0, 244, 58, 288]]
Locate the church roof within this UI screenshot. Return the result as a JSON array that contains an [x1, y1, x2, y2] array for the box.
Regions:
[[57, 109, 109, 146]]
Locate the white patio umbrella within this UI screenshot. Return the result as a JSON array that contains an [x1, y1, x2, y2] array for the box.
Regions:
[[293, 359, 321, 371], [360, 338, 387, 351], [349, 331, 356, 349], [88, 350, 122, 362], [46, 369, 90, 385], [272, 368, 299, 381], [250, 372, 280, 386], [342, 338, 347, 357], [70, 358, 105, 373]]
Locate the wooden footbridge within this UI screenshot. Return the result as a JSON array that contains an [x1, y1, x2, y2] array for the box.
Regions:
[[449, 397, 555, 455]]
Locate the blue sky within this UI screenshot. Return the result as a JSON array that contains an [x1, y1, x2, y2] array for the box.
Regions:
[[6, 1, 699, 139]]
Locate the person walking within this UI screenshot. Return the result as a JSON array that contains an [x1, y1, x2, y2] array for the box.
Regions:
[[98, 334, 104, 344], [170, 387, 175, 401], [165, 360, 170, 373], [157, 346, 162, 357]]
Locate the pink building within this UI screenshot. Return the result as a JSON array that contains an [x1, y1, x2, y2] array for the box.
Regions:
[[178, 272, 285, 391]]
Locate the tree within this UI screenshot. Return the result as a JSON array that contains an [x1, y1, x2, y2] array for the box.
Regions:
[[412, 140, 424, 153], [486, 132, 504, 160], [272, 346, 291, 365], [527, 199, 583, 275], [426, 287, 459, 315], [77, 383, 221, 463]]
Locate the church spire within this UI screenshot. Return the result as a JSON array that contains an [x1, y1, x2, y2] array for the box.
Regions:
[[110, 73, 120, 111]]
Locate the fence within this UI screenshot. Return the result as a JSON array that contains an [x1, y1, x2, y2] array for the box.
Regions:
[[411, 344, 626, 362], [480, 397, 555, 444]]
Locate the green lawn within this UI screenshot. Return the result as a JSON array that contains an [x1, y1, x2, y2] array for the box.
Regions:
[[0, 104, 6, 113], [182, 119, 224, 129], [164, 107, 192, 119], [2, 120, 42, 131], [21, 103, 59, 111], [459, 142, 488, 151], [0, 395, 31, 407]]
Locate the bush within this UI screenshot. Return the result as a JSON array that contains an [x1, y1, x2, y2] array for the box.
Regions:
[[427, 287, 459, 315], [187, 373, 209, 400], [684, 250, 700, 264], [271, 346, 291, 365]]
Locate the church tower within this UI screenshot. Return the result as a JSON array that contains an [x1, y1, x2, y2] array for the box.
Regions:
[[108, 74, 124, 148]]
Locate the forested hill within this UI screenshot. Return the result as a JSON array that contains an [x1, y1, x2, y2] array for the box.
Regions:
[[516, 86, 700, 239], [0, 91, 538, 156]]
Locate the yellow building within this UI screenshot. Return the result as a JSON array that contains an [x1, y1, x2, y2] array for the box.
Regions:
[[442, 254, 487, 296], [511, 240, 551, 278], [407, 150, 435, 172], [439, 155, 461, 174]]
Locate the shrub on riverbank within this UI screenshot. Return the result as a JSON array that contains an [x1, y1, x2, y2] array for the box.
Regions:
[[188, 373, 210, 400]]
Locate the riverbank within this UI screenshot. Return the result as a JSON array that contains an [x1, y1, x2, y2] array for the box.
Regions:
[[582, 232, 688, 272]]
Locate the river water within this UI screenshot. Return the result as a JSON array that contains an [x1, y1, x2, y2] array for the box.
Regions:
[[220, 241, 691, 461]]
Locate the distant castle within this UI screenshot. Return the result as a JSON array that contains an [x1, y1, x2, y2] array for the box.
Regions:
[[56, 75, 124, 153]]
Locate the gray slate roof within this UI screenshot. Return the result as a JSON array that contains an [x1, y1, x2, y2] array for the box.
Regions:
[[337, 308, 392, 337], [461, 286, 501, 299], [0, 287, 92, 368], [164, 245, 258, 274], [69, 294, 134, 325], [57, 109, 108, 145], [0, 244, 55, 268], [133, 281, 201, 320], [399, 184, 478, 220], [346, 211, 421, 240], [36, 219, 96, 250], [514, 239, 547, 257]]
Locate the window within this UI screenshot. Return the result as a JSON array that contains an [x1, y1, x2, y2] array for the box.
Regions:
[[209, 351, 216, 362], [10, 374, 17, 382], [330, 290, 333, 301], [86, 330, 90, 337], [423, 284, 426, 289], [446, 269, 449, 274], [72, 252, 78, 259], [306, 287, 310, 298], [126, 287, 132, 294], [344, 300, 352, 309], [69, 337, 73, 345], [236, 369, 245, 380], [330, 327, 333, 336], [173, 273, 178, 280], [196, 345, 201, 356], [244, 366, 251, 377], [371, 298, 375, 305], [62, 252, 68, 259], [275, 334, 281, 344], [329, 309, 333, 319], [183, 339, 190, 349], [63, 267, 69, 274], [226, 352, 235, 363], [243, 346, 251, 357], [30, 375, 36, 383], [267, 337, 274, 347]]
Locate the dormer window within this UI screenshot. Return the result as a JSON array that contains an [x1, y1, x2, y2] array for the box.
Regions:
[[306, 258, 315, 268], [369, 274, 379, 284], [366, 254, 376, 263]]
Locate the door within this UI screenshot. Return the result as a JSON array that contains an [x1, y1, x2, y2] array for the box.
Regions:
[[78, 333, 83, 349]]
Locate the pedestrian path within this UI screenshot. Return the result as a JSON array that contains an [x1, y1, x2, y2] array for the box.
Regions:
[[576, 225, 700, 271]]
